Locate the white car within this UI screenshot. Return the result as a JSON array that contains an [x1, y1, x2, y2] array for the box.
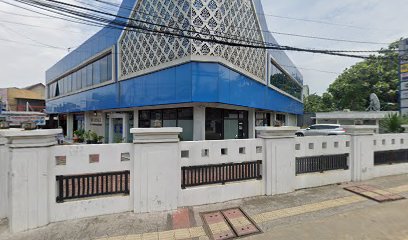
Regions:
[[296, 124, 346, 137]]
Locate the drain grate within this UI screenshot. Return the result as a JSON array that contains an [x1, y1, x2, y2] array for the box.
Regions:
[[202, 208, 261, 240], [344, 185, 405, 203]]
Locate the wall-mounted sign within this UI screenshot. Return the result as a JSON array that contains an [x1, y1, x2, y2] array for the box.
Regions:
[[401, 82, 408, 91], [401, 63, 408, 73], [1, 114, 46, 126], [90, 116, 103, 125]]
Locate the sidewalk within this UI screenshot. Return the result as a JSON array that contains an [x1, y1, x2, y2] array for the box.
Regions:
[[1, 174, 408, 240]]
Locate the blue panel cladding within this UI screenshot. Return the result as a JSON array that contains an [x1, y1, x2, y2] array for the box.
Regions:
[[46, 84, 117, 113], [191, 63, 303, 114], [45, 0, 136, 82], [47, 62, 303, 114]]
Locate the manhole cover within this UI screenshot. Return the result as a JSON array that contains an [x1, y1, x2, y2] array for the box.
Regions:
[[201, 208, 261, 240], [344, 185, 405, 203]]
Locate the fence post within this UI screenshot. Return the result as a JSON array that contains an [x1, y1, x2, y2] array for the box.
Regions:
[[344, 126, 376, 182], [0, 129, 61, 233], [131, 127, 183, 213], [0, 129, 13, 220], [256, 127, 299, 196]]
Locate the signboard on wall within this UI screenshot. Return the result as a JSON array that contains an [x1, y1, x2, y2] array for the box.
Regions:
[[90, 116, 103, 125], [1, 113, 46, 126], [400, 39, 408, 115]]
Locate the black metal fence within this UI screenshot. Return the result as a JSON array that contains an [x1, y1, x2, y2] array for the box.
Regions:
[[374, 149, 408, 165], [296, 154, 349, 175], [181, 161, 262, 189], [56, 171, 130, 203]]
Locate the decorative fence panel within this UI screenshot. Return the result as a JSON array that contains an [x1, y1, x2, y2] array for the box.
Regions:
[[56, 171, 130, 203], [296, 154, 349, 175], [374, 149, 408, 165], [181, 161, 262, 189]]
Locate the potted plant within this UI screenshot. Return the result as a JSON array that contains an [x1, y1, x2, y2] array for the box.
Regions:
[[84, 130, 92, 144], [90, 131, 99, 144], [97, 136, 104, 144], [73, 129, 85, 143]]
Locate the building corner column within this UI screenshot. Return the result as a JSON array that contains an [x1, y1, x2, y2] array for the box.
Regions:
[[131, 127, 183, 213], [66, 113, 74, 139], [248, 109, 256, 138], [256, 127, 299, 196], [193, 105, 206, 141], [1, 129, 61, 233]]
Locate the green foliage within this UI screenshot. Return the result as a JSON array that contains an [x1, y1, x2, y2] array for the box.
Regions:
[[306, 40, 401, 112], [380, 113, 408, 133], [73, 129, 85, 142], [304, 93, 334, 112]]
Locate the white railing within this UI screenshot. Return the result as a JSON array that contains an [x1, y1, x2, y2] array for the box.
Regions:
[[295, 135, 351, 158], [373, 133, 408, 152], [370, 133, 408, 179], [294, 136, 352, 189], [179, 139, 265, 206], [49, 143, 133, 222], [180, 139, 264, 166]]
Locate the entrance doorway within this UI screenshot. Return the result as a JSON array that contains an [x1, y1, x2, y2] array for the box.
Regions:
[[107, 113, 130, 143]]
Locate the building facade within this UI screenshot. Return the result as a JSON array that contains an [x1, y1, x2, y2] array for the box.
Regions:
[[314, 111, 398, 133], [46, 0, 304, 142], [0, 83, 46, 112]]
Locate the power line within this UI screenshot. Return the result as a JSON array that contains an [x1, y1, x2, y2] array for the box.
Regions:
[[0, 36, 67, 50], [0, 19, 84, 33], [0, 8, 49, 18], [7, 0, 404, 62], [13, 0, 376, 58], [92, 0, 389, 46], [0, 22, 68, 50]]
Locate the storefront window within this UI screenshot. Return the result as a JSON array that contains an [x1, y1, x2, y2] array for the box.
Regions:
[[205, 108, 248, 140], [139, 108, 193, 141], [276, 113, 286, 126], [256, 112, 271, 127]]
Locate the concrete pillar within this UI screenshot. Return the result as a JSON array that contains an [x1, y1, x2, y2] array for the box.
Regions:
[[133, 109, 139, 129], [84, 112, 91, 132], [0, 129, 61, 233], [256, 127, 299, 196], [193, 106, 206, 141], [344, 126, 376, 182], [123, 113, 129, 142], [0, 130, 10, 219], [66, 113, 74, 139], [108, 116, 113, 143], [248, 109, 256, 138], [131, 127, 182, 213]]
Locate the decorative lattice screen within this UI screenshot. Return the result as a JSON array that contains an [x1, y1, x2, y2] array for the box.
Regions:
[[119, 0, 266, 80]]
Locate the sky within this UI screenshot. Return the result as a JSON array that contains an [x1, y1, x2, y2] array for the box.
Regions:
[[0, 0, 407, 95]]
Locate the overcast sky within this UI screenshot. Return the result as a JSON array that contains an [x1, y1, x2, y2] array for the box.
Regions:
[[0, 0, 407, 94]]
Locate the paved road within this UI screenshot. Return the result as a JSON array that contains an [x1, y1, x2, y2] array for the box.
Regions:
[[248, 199, 408, 240]]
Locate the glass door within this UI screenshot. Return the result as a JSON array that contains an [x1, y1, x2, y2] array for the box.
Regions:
[[108, 113, 130, 143]]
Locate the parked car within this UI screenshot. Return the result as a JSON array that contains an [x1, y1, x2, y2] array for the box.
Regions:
[[295, 124, 346, 137]]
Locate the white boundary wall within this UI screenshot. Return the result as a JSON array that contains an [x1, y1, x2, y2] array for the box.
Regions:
[[294, 136, 352, 189], [3, 127, 408, 233], [370, 133, 408, 179], [179, 139, 264, 206], [49, 144, 133, 222]]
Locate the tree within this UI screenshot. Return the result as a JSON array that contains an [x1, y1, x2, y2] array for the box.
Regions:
[[304, 93, 334, 112], [326, 41, 400, 111]]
